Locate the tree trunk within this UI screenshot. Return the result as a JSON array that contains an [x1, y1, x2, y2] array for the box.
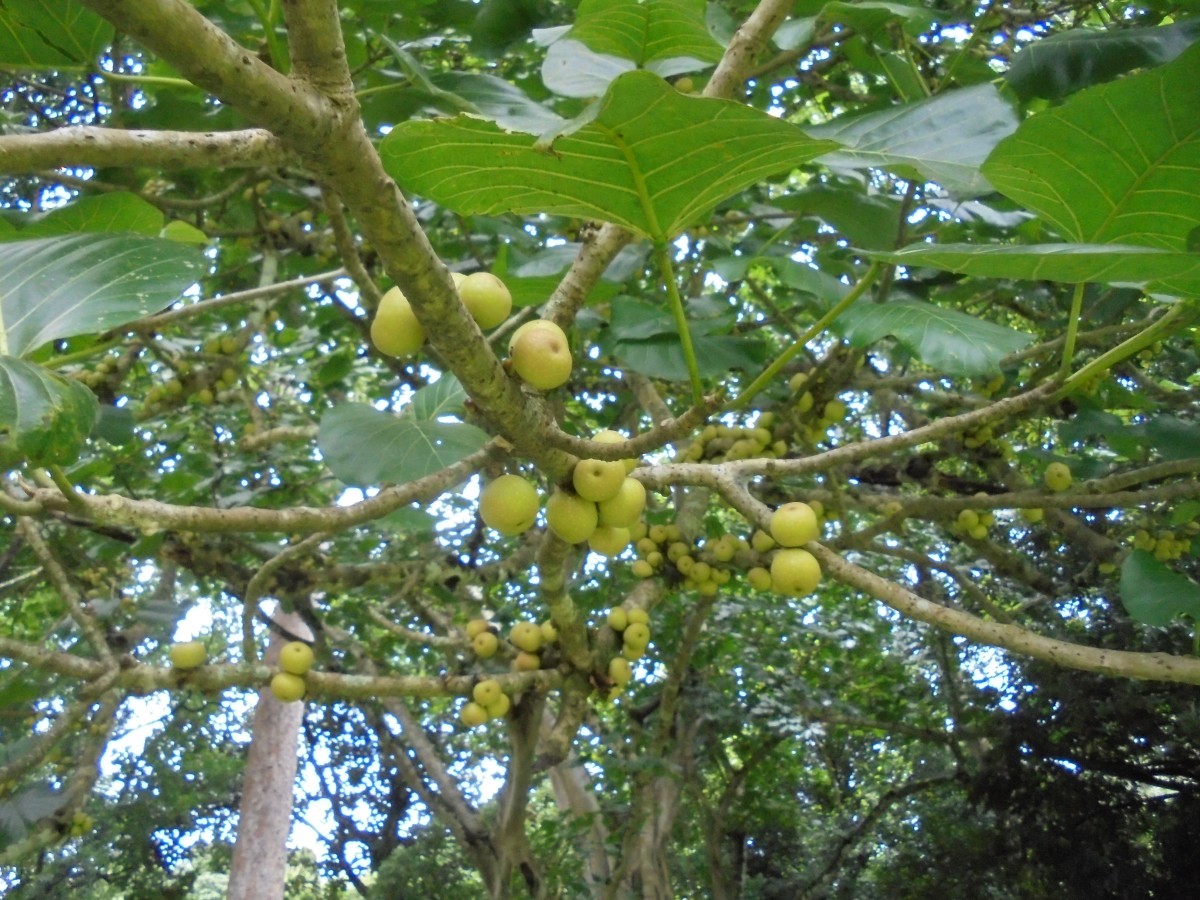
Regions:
[[227, 608, 314, 900]]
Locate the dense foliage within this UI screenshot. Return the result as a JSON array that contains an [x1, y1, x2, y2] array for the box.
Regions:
[[1, 0, 1199, 896]]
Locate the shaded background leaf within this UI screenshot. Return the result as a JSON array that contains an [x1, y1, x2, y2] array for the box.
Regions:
[[1006, 19, 1200, 100], [840, 300, 1033, 374], [870, 242, 1200, 297], [809, 84, 1018, 196], [318, 403, 488, 487], [1120, 550, 1200, 626], [0, 356, 97, 467], [0, 234, 206, 358]]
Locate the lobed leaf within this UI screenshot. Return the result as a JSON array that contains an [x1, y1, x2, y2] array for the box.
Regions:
[[381, 70, 835, 242], [840, 300, 1032, 375]]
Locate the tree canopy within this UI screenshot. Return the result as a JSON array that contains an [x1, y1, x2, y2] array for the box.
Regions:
[[1, 0, 1199, 896]]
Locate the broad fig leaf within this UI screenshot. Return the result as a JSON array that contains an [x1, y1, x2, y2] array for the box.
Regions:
[[983, 43, 1200, 249], [1142, 415, 1200, 461], [0, 0, 113, 67], [839, 300, 1032, 375], [868, 242, 1200, 297], [381, 70, 835, 242], [566, 0, 723, 67], [0, 234, 206, 358], [1006, 19, 1200, 100], [0, 356, 97, 468], [1120, 550, 1200, 626], [809, 83, 1018, 196], [17, 192, 163, 239], [318, 377, 489, 487]]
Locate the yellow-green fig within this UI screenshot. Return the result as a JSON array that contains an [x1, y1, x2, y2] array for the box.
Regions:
[[370, 286, 424, 357]]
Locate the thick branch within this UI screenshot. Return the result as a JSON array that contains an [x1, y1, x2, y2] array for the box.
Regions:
[[0, 127, 291, 173]]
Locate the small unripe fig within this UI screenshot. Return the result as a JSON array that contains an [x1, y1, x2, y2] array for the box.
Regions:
[[479, 474, 540, 536], [473, 678, 503, 707], [279, 641, 314, 676], [770, 502, 820, 547], [459, 272, 512, 329], [460, 701, 488, 727], [473, 631, 500, 658], [573, 458, 627, 503], [270, 672, 306, 703], [510, 621, 543, 653], [370, 286, 424, 357], [545, 489, 598, 544], [597, 477, 647, 527], [770, 548, 821, 596], [170, 640, 207, 670], [1044, 462, 1072, 492], [510, 319, 572, 390], [588, 525, 631, 557]]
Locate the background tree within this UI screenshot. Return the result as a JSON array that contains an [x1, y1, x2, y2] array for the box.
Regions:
[[1, 0, 1199, 897]]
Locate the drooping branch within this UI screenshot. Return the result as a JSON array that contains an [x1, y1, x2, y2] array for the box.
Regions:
[[813, 545, 1200, 686]]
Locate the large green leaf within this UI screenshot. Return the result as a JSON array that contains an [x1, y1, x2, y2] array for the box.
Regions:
[[869, 242, 1200, 297], [18, 193, 164, 239], [0, 356, 97, 468], [983, 43, 1200, 249], [318, 377, 489, 487], [1006, 20, 1200, 100], [840, 300, 1033, 374], [808, 84, 1018, 196], [0, 234, 206, 358], [1120, 549, 1200, 626], [381, 70, 835, 242], [0, 0, 113, 67], [566, 0, 723, 66]]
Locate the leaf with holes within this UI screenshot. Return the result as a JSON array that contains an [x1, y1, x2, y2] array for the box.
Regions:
[[566, 0, 723, 67], [0, 234, 206, 358], [0, 0, 113, 67], [318, 396, 489, 488], [381, 70, 834, 242], [0, 356, 97, 468], [808, 84, 1018, 196], [868, 242, 1200, 298], [983, 43, 1200, 249], [1120, 550, 1200, 626], [840, 300, 1033, 375]]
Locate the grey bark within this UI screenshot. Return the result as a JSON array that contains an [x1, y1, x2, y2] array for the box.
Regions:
[[227, 608, 314, 900]]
